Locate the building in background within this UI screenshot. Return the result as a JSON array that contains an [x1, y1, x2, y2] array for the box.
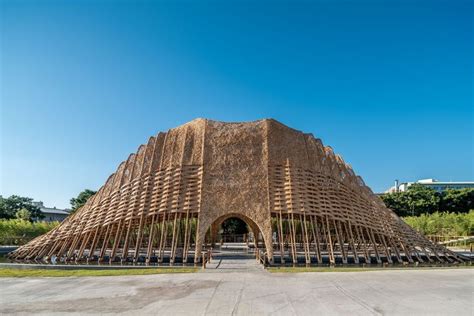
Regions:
[[386, 179, 474, 193], [32, 201, 71, 222]]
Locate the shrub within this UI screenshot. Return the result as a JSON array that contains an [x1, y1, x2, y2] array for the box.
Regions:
[[403, 210, 474, 237], [15, 209, 32, 221], [0, 219, 58, 245]]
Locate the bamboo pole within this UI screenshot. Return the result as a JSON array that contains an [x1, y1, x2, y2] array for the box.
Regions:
[[310, 215, 322, 263], [87, 227, 100, 260], [301, 214, 311, 264], [334, 220, 347, 264], [289, 213, 297, 263], [278, 211, 285, 264], [109, 220, 125, 262], [368, 228, 381, 264], [145, 213, 158, 264], [345, 222, 359, 264], [98, 225, 112, 261], [325, 216, 335, 264], [355, 225, 370, 263], [158, 212, 168, 263]]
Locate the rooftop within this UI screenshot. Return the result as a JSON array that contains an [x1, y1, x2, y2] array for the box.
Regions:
[[32, 201, 71, 215]]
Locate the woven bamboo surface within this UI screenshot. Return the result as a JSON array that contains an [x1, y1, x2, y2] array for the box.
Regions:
[[11, 119, 466, 264]]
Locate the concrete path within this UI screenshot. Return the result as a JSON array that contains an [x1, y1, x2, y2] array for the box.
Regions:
[[0, 268, 472, 315], [204, 257, 264, 273]]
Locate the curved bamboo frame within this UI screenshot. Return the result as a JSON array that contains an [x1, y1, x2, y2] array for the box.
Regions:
[[10, 119, 467, 265]]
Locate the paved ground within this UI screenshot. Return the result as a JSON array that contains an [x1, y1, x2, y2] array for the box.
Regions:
[[205, 254, 264, 273], [0, 259, 472, 315]]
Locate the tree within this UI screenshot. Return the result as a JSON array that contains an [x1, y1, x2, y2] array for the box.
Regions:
[[440, 188, 474, 214], [379, 192, 407, 216], [221, 218, 248, 234], [380, 184, 440, 216], [70, 189, 97, 213], [404, 184, 440, 216], [15, 208, 32, 221], [0, 195, 43, 220], [381, 185, 474, 216]]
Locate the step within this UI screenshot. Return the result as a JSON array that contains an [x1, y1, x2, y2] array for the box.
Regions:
[[203, 258, 265, 273]]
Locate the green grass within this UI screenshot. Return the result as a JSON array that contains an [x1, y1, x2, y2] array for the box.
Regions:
[[0, 267, 198, 277], [267, 265, 473, 273]]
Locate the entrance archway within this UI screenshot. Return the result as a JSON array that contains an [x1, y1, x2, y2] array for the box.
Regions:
[[203, 213, 265, 258]]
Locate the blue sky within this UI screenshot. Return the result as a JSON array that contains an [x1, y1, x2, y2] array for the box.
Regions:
[[1, 0, 473, 208]]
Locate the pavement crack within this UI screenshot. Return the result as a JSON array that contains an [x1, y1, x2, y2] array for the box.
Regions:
[[285, 292, 298, 315], [332, 279, 381, 315], [269, 293, 292, 315], [203, 278, 222, 315], [231, 276, 246, 315]]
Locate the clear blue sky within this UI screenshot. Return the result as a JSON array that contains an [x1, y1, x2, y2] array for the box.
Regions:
[[1, 0, 473, 208]]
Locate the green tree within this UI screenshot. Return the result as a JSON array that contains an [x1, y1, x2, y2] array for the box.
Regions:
[[381, 185, 474, 216], [0, 195, 43, 220], [379, 192, 407, 216], [440, 188, 474, 213], [222, 218, 248, 234], [380, 184, 440, 216], [70, 189, 97, 213], [405, 184, 440, 216], [15, 208, 32, 221]]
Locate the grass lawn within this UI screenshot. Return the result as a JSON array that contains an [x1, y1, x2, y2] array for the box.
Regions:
[[0, 267, 198, 277], [267, 265, 473, 273]]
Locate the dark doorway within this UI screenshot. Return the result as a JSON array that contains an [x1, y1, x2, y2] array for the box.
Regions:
[[220, 217, 249, 243]]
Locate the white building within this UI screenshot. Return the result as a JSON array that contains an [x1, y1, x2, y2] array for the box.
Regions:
[[32, 201, 71, 222], [386, 179, 474, 193]]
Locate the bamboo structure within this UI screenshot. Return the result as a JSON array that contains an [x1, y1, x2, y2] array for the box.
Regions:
[[10, 119, 468, 265]]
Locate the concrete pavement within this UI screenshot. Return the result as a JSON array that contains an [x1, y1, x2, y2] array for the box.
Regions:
[[0, 261, 472, 315], [204, 255, 264, 273]]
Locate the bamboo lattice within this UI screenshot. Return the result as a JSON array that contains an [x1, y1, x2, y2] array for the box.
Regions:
[[10, 119, 467, 265]]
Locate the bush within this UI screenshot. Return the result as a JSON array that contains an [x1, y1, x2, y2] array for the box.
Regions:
[[403, 210, 474, 237], [15, 209, 32, 221], [0, 219, 59, 245]]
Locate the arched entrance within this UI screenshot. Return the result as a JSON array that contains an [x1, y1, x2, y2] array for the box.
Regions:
[[203, 213, 265, 259]]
